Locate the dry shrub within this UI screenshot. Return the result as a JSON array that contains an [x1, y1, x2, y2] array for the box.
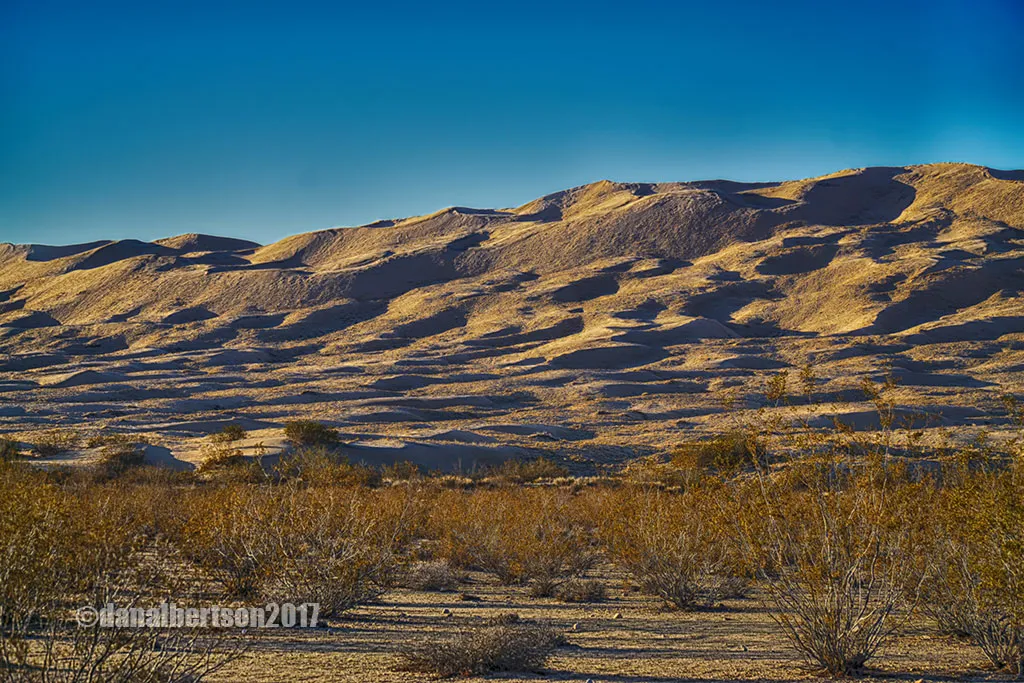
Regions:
[[0, 461, 239, 681], [177, 484, 420, 616], [619, 455, 697, 489], [31, 428, 80, 457], [95, 441, 147, 479], [922, 467, 1023, 676], [430, 489, 595, 596], [403, 561, 465, 592], [739, 462, 922, 675], [484, 457, 569, 483], [0, 438, 21, 461], [85, 431, 149, 449], [210, 424, 247, 443], [555, 578, 606, 603], [283, 420, 339, 446], [197, 443, 264, 482], [382, 460, 422, 482], [176, 485, 272, 598], [672, 429, 766, 474], [274, 446, 381, 487], [261, 486, 413, 616], [598, 485, 749, 609], [400, 615, 564, 678]]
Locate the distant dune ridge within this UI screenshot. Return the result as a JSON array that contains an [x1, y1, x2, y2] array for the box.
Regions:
[[1, 162, 1022, 470]]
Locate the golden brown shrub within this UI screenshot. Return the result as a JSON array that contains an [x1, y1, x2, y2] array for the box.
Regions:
[[428, 488, 595, 596], [598, 484, 750, 609]]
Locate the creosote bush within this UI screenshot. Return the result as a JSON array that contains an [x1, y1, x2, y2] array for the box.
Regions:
[[0, 438, 21, 461], [400, 615, 565, 678], [283, 420, 340, 446], [671, 429, 766, 474], [484, 457, 569, 483], [85, 431, 150, 449], [555, 578, 607, 603], [403, 561, 466, 592], [382, 460, 422, 481], [31, 428, 81, 457], [263, 486, 419, 616], [175, 484, 420, 616], [0, 460, 240, 681], [210, 424, 248, 443], [429, 489, 595, 597], [96, 441, 147, 479], [738, 459, 924, 675], [922, 465, 1023, 676], [275, 446, 382, 487], [197, 443, 264, 482], [599, 485, 749, 609]]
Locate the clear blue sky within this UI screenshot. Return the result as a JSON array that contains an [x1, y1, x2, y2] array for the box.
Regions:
[[2, 0, 1023, 246]]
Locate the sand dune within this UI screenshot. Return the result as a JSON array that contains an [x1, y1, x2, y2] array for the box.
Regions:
[[0, 163, 1021, 469]]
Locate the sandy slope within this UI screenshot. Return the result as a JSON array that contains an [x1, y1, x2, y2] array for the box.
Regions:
[[1, 163, 1022, 469]]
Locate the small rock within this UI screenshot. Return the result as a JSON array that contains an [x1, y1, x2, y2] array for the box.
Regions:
[[571, 622, 579, 631], [613, 612, 623, 619], [441, 608, 452, 616]]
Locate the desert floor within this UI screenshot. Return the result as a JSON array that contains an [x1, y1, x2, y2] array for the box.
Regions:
[[210, 568, 992, 683]]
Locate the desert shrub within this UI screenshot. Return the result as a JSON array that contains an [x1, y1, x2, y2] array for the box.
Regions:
[[382, 460, 422, 481], [403, 561, 465, 592], [619, 455, 698, 489], [261, 486, 410, 617], [85, 431, 149, 449], [671, 429, 766, 474], [430, 489, 595, 596], [0, 461, 239, 680], [177, 484, 419, 615], [555, 578, 606, 603], [95, 441, 147, 478], [283, 420, 339, 446], [197, 443, 264, 483], [210, 423, 247, 443], [31, 428, 80, 457], [738, 465, 922, 675], [922, 469, 1023, 676], [484, 457, 569, 483], [0, 438, 21, 461], [176, 485, 272, 598], [400, 615, 564, 677], [599, 485, 749, 609], [275, 446, 381, 487]]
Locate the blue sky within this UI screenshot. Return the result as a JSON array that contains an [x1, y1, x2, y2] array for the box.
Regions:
[[2, 0, 1023, 246]]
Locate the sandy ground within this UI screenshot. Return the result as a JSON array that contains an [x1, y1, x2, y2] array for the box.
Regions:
[[209, 569, 993, 682]]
